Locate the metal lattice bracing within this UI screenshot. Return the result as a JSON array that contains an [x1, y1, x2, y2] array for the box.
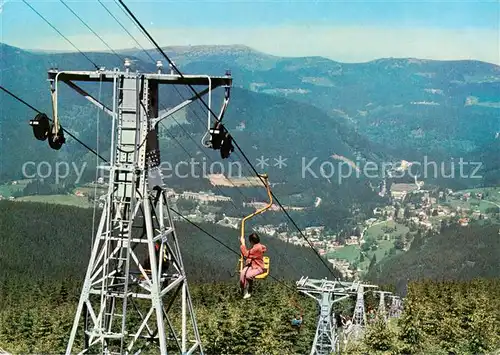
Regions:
[[352, 285, 366, 327], [50, 63, 232, 354], [296, 277, 359, 355], [389, 295, 403, 318], [373, 290, 392, 322], [351, 283, 377, 340]]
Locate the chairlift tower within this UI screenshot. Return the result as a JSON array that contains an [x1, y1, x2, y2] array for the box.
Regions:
[[296, 277, 359, 355], [351, 283, 377, 338], [373, 290, 392, 321], [49, 60, 231, 354], [388, 295, 403, 318]]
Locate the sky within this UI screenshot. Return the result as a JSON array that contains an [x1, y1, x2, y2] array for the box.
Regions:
[[0, 0, 499, 64]]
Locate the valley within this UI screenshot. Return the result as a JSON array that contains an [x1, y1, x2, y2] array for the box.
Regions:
[[2, 174, 499, 285]]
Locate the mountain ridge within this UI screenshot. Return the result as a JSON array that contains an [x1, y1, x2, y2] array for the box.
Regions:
[[20, 43, 499, 67]]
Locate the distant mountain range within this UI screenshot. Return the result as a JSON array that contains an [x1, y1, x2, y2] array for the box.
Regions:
[[15, 43, 500, 163], [122, 45, 500, 164], [1, 43, 499, 197]]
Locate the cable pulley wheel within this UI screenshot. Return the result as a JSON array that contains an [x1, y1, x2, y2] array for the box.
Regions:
[[29, 113, 50, 141], [47, 124, 66, 150]]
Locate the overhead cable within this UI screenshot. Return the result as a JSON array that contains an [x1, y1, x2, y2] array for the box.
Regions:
[[21, 0, 100, 70]]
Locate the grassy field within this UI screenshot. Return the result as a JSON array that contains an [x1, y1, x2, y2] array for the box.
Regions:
[[328, 245, 359, 262], [327, 219, 408, 275], [0, 180, 31, 197], [455, 187, 500, 203], [447, 187, 500, 213], [446, 199, 499, 213], [364, 220, 409, 240], [16, 194, 92, 208], [0, 180, 107, 200], [73, 186, 107, 198], [357, 240, 404, 272]]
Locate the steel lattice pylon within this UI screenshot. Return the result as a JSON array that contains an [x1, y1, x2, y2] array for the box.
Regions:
[[351, 283, 377, 339], [296, 277, 359, 355], [389, 295, 403, 318], [373, 290, 392, 322], [352, 285, 365, 326], [49, 62, 232, 354]]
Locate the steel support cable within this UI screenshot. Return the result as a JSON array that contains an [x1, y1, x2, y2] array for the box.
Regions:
[[170, 208, 296, 293], [101, 5, 253, 209], [101, 1, 267, 226], [33, 2, 148, 154], [184, 85, 333, 276], [162, 115, 299, 277], [115, 0, 335, 277], [116, 0, 227, 127], [98, 0, 157, 64], [232, 141, 337, 277], [228, 151, 311, 276], [179, 100, 306, 276], [67, 15, 265, 259], [173, 97, 281, 227], [101, 0, 257, 205], [165, 104, 262, 208], [59, 0, 124, 64], [159, 121, 244, 216], [21, 0, 99, 70], [175, 206, 307, 330], [55, 1, 155, 155], [156, 90, 301, 277], [158, 122, 293, 279], [22, 0, 334, 279], [156, 90, 300, 275], [141, 101, 252, 229], [155, 83, 302, 278], [0, 85, 107, 162]]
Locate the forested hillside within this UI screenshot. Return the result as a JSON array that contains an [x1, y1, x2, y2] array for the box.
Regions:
[[1, 274, 499, 353], [366, 224, 500, 292], [347, 279, 500, 354], [0, 200, 336, 283], [1, 199, 500, 353], [0, 280, 315, 354], [0, 200, 332, 353]]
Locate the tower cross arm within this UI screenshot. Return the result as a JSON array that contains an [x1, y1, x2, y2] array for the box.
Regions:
[[151, 87, 211, 126], [48, 69, 232, 88], [145, 73, 232, 87], [62, 80, 114, 118], [298, 290, 321, 302]]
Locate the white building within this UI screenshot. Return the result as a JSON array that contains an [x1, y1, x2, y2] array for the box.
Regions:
[[181, 191, 231, 203]]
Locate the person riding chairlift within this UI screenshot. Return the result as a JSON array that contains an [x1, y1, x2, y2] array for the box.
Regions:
[[240, 232, 267, 299], [291, 313, 303, 332], [141, 242, 168, 280], [341, 315, 354, 345]]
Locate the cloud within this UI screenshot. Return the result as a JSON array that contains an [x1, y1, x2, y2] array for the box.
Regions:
[[8, 25, 500, 65]]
